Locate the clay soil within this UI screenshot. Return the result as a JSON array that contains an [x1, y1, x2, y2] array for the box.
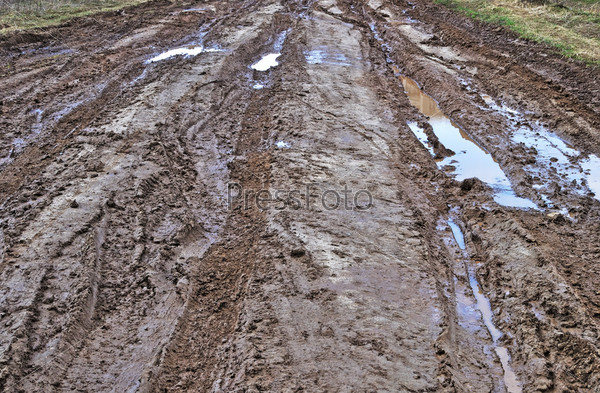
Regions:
[[1, 0, 600, 392]]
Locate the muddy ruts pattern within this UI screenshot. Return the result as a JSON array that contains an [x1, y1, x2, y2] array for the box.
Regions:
[[0, 0, 599, 392]]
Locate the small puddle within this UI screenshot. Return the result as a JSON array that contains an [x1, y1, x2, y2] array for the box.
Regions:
[[369, 23, 393, 60], [448, 218, 522, 393], [582, 156, 600, 198], [12, 138, 26, 152], [146, 45, 222, 63], [407, 122, 434, 155], [512, 126, 600, 202], [468, 267, 503, 343], [305, 47, 352, 66], [448, 218, 466, 249], [274, 29, 288, 51], [481, 94, 600, 203], [250, 30, 289, 86], [31, 108, 44, 135], [130, 68, 148, 85], [181, 7, 214, 13], [251, 53, 281, 71], [401, 77, 536, 209], [275, 141, 291, 149], [454, 277, 483, 336]]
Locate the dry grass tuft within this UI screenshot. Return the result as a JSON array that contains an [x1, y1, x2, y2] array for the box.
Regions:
[[0, 0, 148, 33]]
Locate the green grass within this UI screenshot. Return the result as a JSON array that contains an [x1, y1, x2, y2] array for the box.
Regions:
[[435, 0, 600, 65], [0, 0, 148, 33]]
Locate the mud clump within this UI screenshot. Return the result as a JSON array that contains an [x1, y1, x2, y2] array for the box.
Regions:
[[460, 177, 485, 192], [419, 120, 455, 159], [290, 248, 306, 258]]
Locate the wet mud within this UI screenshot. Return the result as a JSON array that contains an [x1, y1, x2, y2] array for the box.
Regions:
[[0, 0, 599, 391]]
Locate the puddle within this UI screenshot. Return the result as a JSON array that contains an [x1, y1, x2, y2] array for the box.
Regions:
[[531, 304, 545, 321], [52, 99, 85, 123], [494, 346, 522, 393], [369, 23, 393, 60], [581, 156, 600, 198], [511, 122, 600, 202], [448, 218, 466, 250], [146, 45, 222, 63], [12, 137, 26, 152], [468, 267, 503, 342], [251, 53, 281, 71], [31, 108, 44, 135], [401, 77, 536, 209], [480, 94, 519, 118], [274, 29, 288, 51], [275, 141, 291, 149], [407, 122, 434, 155], [305, 47, 352, 66], [481, 94, 600, 203], [181, 7, 214, 13], [455, 278, 484, 336], [448, 218, 522, 393], [250, 30, 289, 86], [369, 21, 534, 209], [130, 68, 148, 85]]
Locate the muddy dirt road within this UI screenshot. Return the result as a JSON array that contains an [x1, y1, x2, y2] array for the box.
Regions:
[[1, 0, 600, 391]]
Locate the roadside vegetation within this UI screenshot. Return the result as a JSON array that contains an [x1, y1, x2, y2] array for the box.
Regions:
[[435, 0, 600, 65], [0, 0, 147, 33]]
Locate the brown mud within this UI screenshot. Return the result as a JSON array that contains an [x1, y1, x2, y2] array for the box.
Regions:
[[1, 0, 599, 391]]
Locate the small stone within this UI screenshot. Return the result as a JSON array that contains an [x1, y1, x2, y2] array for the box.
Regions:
[[70, 199, 79, 208]]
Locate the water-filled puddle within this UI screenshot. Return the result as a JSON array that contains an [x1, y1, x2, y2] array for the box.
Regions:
[[401, 77, 536, 209], [448, 219, 522, 393], [407, 122, 434, 155], [275, 141, 291, 149], [305, 47, 352, 66], [582, 156, 600, 199], [181, 7, 213, 13], [251, 53, 281, 71], [252, 30, 288, 72], [512, 126, 600, 202], [480, 94, 600, 203], [146, 45, 222, 63], [448, 218, 466, 249]]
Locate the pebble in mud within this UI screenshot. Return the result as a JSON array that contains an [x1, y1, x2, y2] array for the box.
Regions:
[[70, 199, 79, 208]]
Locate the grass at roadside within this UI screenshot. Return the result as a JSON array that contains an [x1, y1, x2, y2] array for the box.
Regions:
[[435, 0, 600, 65], [0, 0, 148, 33]]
